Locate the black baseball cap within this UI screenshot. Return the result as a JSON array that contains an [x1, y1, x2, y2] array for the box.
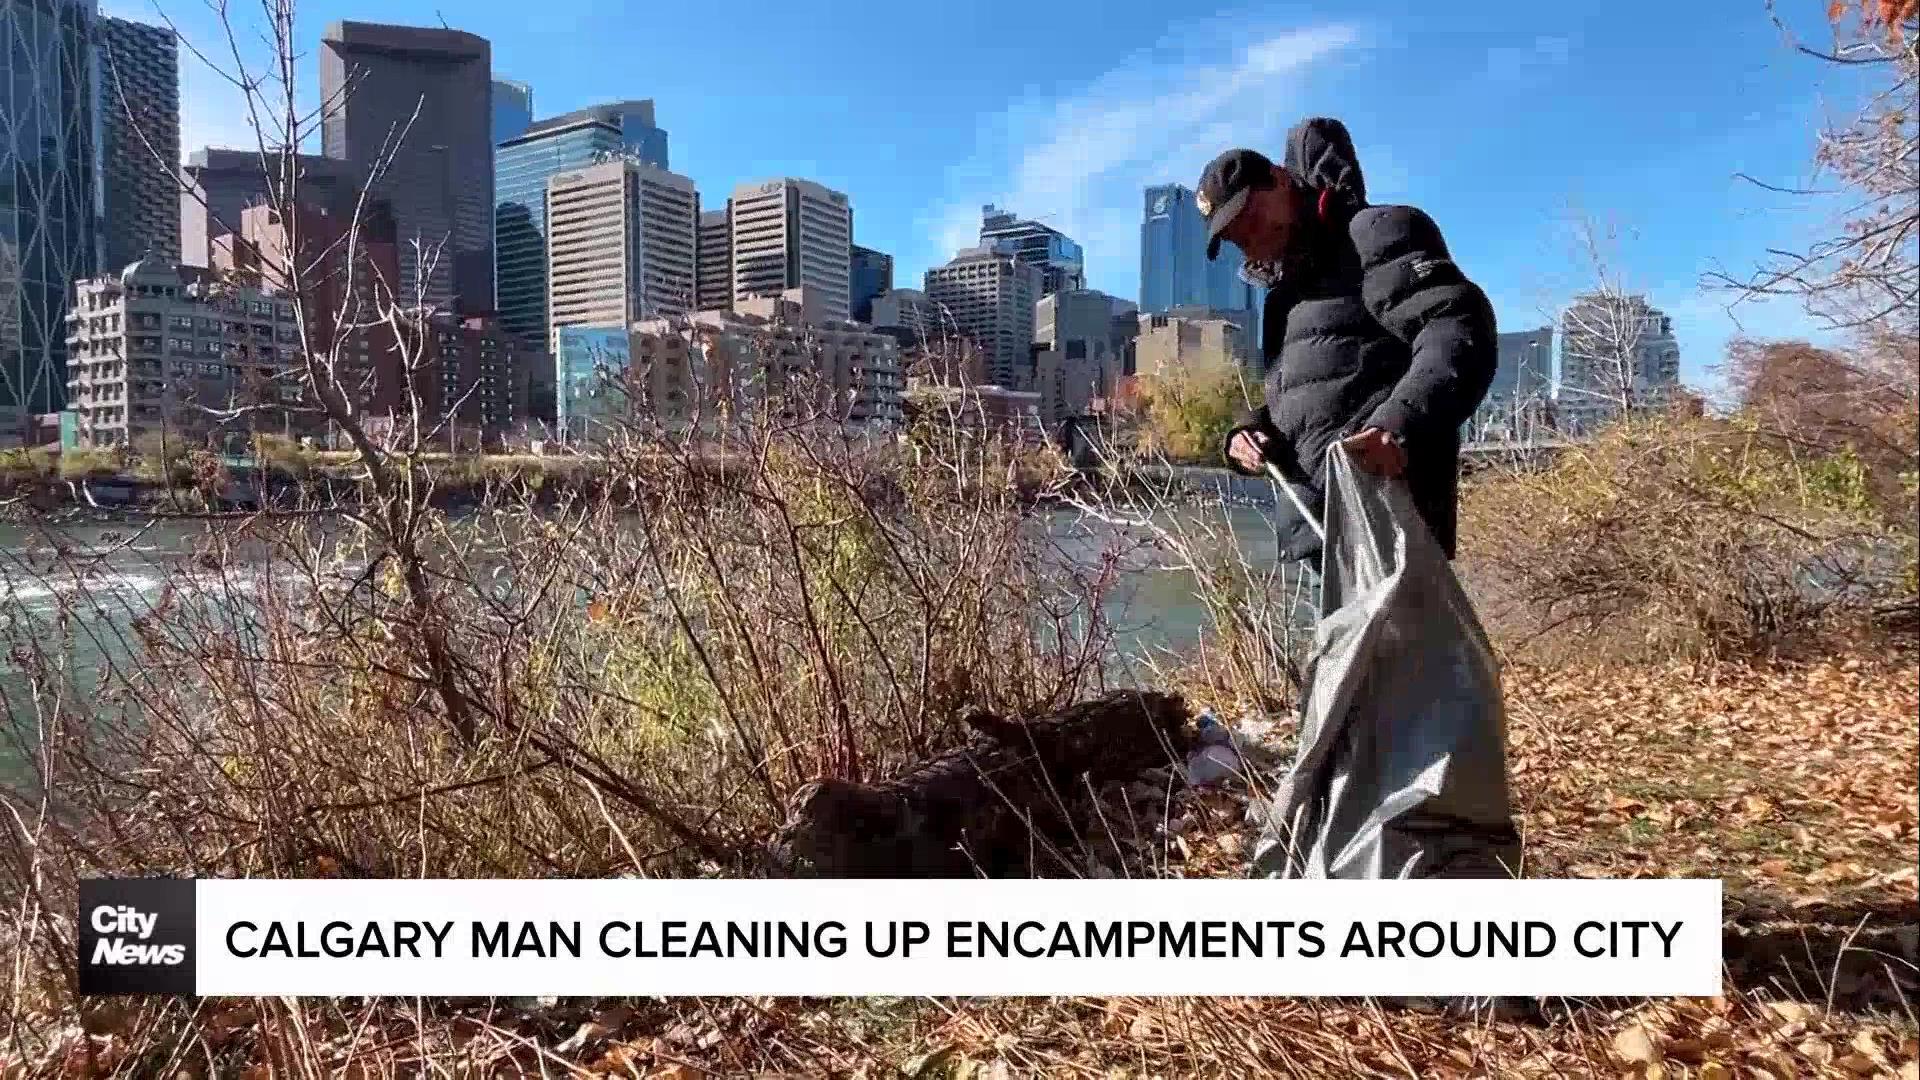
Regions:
[[1197, 148, 1278, 261]]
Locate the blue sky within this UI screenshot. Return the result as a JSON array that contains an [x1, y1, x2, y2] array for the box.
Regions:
[[109, 0, 1874, 390]]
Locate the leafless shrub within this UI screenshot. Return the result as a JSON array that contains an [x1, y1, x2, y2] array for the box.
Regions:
[[1458, 413, 1904, 665]]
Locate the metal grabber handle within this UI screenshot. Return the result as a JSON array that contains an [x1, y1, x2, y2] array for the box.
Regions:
[[1263, 462, 1326, 543]]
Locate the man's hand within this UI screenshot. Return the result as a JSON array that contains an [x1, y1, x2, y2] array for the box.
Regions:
[[1341, 427, 1406, 477], [1227, 429, 1270, 474]]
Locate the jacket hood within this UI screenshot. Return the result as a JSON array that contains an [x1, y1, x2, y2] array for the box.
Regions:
[[1283, 117, 1367, 209]]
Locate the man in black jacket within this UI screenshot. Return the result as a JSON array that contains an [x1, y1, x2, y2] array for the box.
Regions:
[[1206, 124, 1541, 1022], [1208, 119, 1497, 567]]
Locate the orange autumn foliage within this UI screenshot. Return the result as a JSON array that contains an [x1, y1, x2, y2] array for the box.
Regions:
[[1829, 0, 1918, 37]]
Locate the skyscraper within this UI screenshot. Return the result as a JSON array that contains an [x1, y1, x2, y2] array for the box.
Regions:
[[979, 205, 1084, 297], [179, 148, 359, 267], [319, 21, 492, 316], [96, 16, 180, 268], [696, 207, 731, 313], [849, 244, 892, 322], [1, 0, 100, 419], [729, 178, 853, 321], [923, 247, 1042, 389], [491, 78, 532, 145], [546, 159, 698, 345], [494, 101, 672, 348], [1140, 183, 1261, 342]]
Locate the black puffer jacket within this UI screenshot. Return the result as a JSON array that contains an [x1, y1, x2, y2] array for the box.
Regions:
[[1228, 118, 1497, 564]]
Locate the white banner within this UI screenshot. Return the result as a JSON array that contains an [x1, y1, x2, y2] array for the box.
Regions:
[[184, 878, 1722, 997]]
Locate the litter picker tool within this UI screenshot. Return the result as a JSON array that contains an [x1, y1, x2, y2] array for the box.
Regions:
[[1262, 461, 1325, 544]]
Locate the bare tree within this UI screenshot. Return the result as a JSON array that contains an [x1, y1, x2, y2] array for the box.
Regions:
[[1543, 213, 1680, 434], [1708, 2, 1918, 336]]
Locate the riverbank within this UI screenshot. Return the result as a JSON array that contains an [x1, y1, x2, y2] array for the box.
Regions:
[[6, 645, 1911, 1077], [2, 414, 1912, 1078]]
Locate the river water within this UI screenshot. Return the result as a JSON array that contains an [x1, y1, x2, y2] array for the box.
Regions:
[[0, 499, 1298, 739]]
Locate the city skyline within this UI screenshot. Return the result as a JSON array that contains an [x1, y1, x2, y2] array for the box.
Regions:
[[14, 0, 1876, 441], [124, 0, 1865, 394]]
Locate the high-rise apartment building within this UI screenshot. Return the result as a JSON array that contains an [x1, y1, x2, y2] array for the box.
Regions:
[[65, 255, 305, 447], [418, 314, 542, 446], [696, 207, 732, 313], [922, 247, 1042, 389], [1555, 293, 1681, 433], [1140, 184, 1262, 342], [494, 101, 672, 347], [491, 78, 532, 144], [319, 21, 492, 316], [546, 159, 697, 346], [96, 16, 180, 268], [179, 148, 358, 268], [849, 244, 892, 323], [1495, 327, 1555, 401], [2, 0, 100, 422], [214, 202, 541, 445], [214, 201, 406, 419], [729, 178, 853, 320], [980, 205, 1084, 296]]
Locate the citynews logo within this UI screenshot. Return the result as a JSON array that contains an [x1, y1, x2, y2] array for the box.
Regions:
[[78, 879, 195, 995], [90, 907, 184, 965]]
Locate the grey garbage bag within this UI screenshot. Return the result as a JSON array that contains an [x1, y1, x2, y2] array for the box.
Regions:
[[1249, 445, 1521, 880]]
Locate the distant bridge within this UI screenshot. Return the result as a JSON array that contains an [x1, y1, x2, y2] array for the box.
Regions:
[[1459, 438, 1579, 471]]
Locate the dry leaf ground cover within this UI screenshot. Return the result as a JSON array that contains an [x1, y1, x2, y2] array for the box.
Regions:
[[12, 645, 1913, 1078]]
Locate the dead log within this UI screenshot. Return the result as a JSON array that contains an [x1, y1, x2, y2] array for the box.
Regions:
[[765, 691, 1190, 878]]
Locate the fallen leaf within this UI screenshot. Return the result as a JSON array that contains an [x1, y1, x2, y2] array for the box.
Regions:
[[555, 1021, 599, 1054], [1698, 1063, 1730, 1080], [1762, 1000, 1816, 1026], [1849, 1028, 1887, 1062], [1798, 1036, 1835, 1065], [1612, 1024, 1661, 1064], [1665, 1037, 1708, 1063]]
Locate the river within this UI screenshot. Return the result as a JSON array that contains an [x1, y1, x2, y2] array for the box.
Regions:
[[0, 498, 1300, 742]]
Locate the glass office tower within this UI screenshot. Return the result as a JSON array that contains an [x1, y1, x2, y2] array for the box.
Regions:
[[980, 205, 1084, 296], [493, 101, 670, 351], [492, 78, 532, 145], [1139, 183, 1262, 344], [1, 0, 100, 418]]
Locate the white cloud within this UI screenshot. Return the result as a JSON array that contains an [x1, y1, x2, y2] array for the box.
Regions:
[[915, 20, 1364, 296]]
